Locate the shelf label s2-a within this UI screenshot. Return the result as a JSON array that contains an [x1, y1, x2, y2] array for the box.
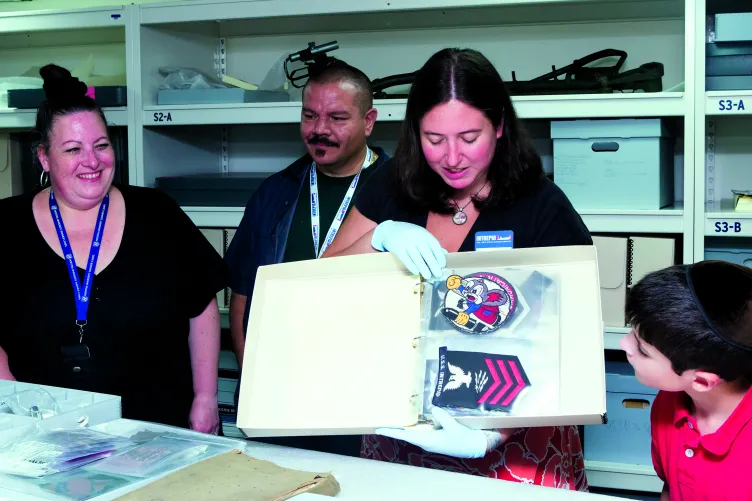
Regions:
[[718, 99, 745, 112], [714, 221, 743, 233], [153, 112, 173, 123]]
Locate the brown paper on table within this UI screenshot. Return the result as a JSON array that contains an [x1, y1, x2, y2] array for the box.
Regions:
[[114, 449, 340, 501]]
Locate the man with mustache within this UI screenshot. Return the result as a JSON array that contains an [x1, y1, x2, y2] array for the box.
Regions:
[[224, 62, 389, 456]]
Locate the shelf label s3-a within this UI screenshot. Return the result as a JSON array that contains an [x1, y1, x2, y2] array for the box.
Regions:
[[714, 221, 743, 233], [718, 99, 745, 112], [153, 112, 173, 123]]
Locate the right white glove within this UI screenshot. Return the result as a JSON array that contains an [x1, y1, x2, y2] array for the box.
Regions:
[[375, 407, 506, 459], [371, 220, 447, 280]]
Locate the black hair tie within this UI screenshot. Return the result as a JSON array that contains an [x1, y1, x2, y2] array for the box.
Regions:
[[40, 64, 89, 109]]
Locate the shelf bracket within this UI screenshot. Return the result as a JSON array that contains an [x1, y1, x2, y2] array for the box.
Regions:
[[705, 118, 715, 207], [215, 37, 227, 78], [215, 38, 229, 174], [220, 127, 229, 173]]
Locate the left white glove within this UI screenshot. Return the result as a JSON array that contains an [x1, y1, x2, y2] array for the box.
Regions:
[[371, 220, 447, 280], [374, 407, 505, 459]]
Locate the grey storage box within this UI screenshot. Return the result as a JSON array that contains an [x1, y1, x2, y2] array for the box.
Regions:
[[9, 86, 127, 109], [551, 118, 674, 210], [584, 362, 658, 466], [706, 54, 752, 76], [157, 88, 290, 105], [715, 13, 752, 43], [706, 75, 752, 91], [155, 173, 273, 207], [707, 42, 752, 57], [706, 41, 752, 85]]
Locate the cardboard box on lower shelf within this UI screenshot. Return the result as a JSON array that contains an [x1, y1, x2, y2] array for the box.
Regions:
[[584, 362, 658, 466]]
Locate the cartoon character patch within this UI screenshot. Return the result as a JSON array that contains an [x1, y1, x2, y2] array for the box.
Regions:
[[441, 272, 517, 334], [432, 347, 530, 412]]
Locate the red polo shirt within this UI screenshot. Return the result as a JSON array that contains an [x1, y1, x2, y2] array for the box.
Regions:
[[651, 386, 752, 500]]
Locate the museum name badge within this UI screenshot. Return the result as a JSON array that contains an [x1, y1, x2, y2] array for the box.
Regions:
[[474, 230, 514, 251]]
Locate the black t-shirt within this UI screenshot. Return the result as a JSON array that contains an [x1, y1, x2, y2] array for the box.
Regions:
[[0, 185, 228, 428], [354, 159, 593, 249], [283, 157, 381, 263]]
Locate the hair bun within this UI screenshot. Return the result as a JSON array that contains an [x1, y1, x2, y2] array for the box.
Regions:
[[39, 64, 89, 108]]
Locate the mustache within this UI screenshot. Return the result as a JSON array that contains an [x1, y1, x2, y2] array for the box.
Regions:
[[307, 135, 340, 148]]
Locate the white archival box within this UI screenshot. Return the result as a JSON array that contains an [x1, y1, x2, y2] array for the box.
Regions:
[[236, 245, 606, 437]]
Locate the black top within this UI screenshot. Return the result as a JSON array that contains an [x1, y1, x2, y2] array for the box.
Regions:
[[283, 163, 380, 263], [324, 160, 587, 456], [0, 185, 228, 428], [224, 146, 389, 303], [353, 159, 593, 249]]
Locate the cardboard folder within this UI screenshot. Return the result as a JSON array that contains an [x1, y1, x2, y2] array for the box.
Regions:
[[236, 246, 607, 436], [592, 236, 628, 327], [592, 236, 675, 328], [628, 237, 675, 285]]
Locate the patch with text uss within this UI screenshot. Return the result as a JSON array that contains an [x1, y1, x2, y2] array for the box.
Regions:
[[432, 347, 530, 412]]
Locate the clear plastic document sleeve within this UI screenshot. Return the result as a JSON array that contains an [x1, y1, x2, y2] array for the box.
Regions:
[[236, 245, 607, 437]]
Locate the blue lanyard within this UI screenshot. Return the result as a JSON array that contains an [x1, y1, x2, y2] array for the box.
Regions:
[[49, 189, 109, 343]]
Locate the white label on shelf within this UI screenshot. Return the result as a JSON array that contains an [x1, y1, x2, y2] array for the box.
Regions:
[[152, 111, 174, 123], [716, 98, 746, 112], [713, 220, 743, 234]]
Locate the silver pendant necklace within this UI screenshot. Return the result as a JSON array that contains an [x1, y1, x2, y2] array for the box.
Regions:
[[451, 180, 488, 226], [452, 205, 469, 225]]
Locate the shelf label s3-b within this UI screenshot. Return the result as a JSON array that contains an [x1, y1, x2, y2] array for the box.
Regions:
[[153, 112, 173, 123], [718, 99, 745, 112], [714, 221, 742, 233]]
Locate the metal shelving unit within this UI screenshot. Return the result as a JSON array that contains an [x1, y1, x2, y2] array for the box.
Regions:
[[0, 5, 137, 181], [1, 0, 715, 495], [693, 1, 752, 263]]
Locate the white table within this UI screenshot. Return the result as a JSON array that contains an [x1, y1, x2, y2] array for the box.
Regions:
[[0, 419, 629, 500], [243, 440, 628, 501]]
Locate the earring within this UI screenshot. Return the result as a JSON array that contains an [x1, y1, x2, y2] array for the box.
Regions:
[[39, 171, 49, 187]]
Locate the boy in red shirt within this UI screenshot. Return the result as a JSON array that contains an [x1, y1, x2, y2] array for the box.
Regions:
[[620, 260, 752, 500]]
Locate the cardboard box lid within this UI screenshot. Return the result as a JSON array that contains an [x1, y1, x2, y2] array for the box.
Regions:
[[236, 245, 606, 437], [550, 118, 669, 140]]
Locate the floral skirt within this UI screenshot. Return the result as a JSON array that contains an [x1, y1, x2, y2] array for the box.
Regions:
[[361, 425, 588, 491]]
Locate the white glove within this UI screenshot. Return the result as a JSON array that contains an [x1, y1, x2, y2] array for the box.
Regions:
[[371, 220, 447, 280], [375, 407, 505, 459]]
